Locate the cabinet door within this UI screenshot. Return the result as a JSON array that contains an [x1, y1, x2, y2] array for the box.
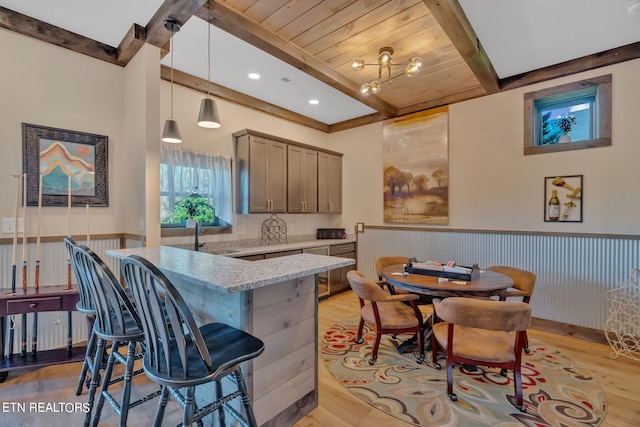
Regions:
[[248, 137, 287, 213], [318, 152, 342, 213], [268, 141, 287, 212], [288, 146, 317, 213], [329, 252, 356, 295]]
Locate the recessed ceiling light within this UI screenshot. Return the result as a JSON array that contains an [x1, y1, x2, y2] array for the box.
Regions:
[[309, 99, 319, 105], [248, 73, 260, 79]]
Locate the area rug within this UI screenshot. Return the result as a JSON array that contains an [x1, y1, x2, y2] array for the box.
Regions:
[[322, 316, 607, 426]]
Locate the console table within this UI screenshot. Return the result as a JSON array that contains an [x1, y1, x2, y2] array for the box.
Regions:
[[0, 285, 86, 382]]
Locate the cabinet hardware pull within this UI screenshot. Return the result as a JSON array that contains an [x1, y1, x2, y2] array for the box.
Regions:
[[29, 303, 37, 308]]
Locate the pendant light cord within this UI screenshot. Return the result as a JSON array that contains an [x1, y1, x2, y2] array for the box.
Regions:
[[207, 4, 211, 98], [170, 36, 175, 118]]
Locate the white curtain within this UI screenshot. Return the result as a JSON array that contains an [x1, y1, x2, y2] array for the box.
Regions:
[[160, 144, 232, 224]]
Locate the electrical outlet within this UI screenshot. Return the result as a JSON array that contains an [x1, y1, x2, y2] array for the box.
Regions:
[[2, 218, 24, 234]]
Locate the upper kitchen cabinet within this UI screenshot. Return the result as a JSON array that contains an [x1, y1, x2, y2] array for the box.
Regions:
[[288, 145, 317, 213], [235, 131, 287, 214], [318, 152, 342, 213]]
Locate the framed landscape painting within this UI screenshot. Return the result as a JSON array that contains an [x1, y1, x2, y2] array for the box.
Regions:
[[23, 123, 108, 206], [383, 107, 449, 224]]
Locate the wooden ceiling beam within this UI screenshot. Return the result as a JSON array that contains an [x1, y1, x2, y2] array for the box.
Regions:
[[116, 24, 146, 64], [200, 1, 398, 118], [163, 65, 331, 132], [500, 41, 640, 91], [0, 6, 120, 65], [144, 0, 209, 49], [421, 0, 500, 94]]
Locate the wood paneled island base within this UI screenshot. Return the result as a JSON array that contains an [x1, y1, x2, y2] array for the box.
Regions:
[[107, 246, 354, 426]]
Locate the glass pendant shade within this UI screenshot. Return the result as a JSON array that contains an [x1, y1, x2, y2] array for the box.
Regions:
[[351, 57, 365, 71], [162, 119, 182, 143], [197, 98, 221, 128], [370, 80, 382, 94], [360, 82, 372, 96]]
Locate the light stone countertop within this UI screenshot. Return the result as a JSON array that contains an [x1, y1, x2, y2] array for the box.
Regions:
[[172, 237, 356, 257], [107, 246, 355, 294]]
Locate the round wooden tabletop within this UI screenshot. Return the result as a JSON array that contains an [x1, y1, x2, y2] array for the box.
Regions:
[[380, 264, 513, 298]]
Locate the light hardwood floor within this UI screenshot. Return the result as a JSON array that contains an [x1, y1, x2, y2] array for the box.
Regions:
[[0, 290, 638, 426], [296, 291, 640, 427]]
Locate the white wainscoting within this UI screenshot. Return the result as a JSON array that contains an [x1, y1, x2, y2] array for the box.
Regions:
[[1, 238, 121, 353], [356, 228, 640, 331]]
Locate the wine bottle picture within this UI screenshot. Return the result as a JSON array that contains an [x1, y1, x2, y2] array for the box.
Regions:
[[548, 189, 560, 221]]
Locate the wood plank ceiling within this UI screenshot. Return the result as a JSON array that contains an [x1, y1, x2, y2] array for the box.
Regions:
[[1, 0, 639, 132]]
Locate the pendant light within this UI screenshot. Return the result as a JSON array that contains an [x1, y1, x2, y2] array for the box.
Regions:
[[197, 5, 221, 128], [162, 19, 182, 143]]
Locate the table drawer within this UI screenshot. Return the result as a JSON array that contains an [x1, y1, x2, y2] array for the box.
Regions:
[[6, 296, 63, 314], [330, 243, 355, 255]]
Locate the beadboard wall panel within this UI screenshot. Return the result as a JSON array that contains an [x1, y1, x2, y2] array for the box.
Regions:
[[1, 238, 121, 353]]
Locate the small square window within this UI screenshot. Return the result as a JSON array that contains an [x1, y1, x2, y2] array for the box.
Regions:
[[524, 75, 611, 155]]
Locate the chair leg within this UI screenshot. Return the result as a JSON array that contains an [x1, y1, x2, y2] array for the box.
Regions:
[[416, 327, 425, 363], [234, 368, 258, 427], [431, 334, 440, 367], [355, 316, 365, 344], [183, 386, 196, 427], [514, 364, 525, 411], [76, 328, 97, 395], [215, 379, 225, 426], [84, 337, 106, 426], [369, 331, 382, 365], [523, 331, 530, 354], [152, 386, 170, 427], [446, 359, 457, 401], [117, 341, 138, 426], [91, 341, 119, 427]]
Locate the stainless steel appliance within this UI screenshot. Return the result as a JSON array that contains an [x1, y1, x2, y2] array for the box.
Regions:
[[303, 246, 330, 298]]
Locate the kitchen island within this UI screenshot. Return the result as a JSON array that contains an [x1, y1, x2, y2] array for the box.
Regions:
[[107, 245, 355, 426]]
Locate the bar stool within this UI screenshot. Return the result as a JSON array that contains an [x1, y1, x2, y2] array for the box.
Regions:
[[72, 245, 160, 426], [64, 237, 98, 396], [121, 254, 265, 427]]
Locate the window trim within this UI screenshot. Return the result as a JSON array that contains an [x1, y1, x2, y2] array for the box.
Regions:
[[524, 74, 611, 155]]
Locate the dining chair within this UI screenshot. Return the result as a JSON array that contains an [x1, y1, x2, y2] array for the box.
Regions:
[[376, 256, 433, 304], [486, 265, 536, 353], [72, 245, 160, 427], [64, 237, 98, 396], [120, 254, 265, 427], [431, 297, 531, 411], [347, 270, 426, 365]]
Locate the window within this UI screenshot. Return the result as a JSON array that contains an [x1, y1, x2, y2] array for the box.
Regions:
[[524, 74, 611, 155], [160, 144, 232, 227]]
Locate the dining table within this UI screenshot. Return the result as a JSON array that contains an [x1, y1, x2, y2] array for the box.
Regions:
[[379, 264, 514, 355], [379, 264, 513, 298]]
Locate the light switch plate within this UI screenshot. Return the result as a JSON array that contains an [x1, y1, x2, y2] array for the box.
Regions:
[[2, 218, 24, 234]]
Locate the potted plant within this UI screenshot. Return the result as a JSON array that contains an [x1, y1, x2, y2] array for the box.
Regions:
[[556, 114, 576, 143], [170, 193, 215, 228]]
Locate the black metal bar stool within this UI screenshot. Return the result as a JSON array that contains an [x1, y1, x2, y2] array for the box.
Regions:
[[72, 245, 160, 426], [64, 237, 98, 396], [121, 254, 265, 427]]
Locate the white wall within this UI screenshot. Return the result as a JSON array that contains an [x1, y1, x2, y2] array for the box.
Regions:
[[332, 59, 640, 236], [0, 29, 125, 238]]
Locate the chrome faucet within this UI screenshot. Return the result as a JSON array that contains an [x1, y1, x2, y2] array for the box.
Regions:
[[194, 221, 204, 251]]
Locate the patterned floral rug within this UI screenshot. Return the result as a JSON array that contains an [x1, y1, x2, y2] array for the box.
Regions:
[[322, 316, 607, 426]]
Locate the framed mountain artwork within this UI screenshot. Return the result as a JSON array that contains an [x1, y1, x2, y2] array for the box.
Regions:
[[23, 123, 108, 207]]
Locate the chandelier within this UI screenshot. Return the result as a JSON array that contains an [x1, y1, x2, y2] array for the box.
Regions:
[[351, 47, 422, 96]]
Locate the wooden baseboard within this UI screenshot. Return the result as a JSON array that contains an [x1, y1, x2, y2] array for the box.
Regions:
[[530, 317, 608, 345], [262, 389, 317, 427]]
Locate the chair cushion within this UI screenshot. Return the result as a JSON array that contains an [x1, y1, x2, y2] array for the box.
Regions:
[[433, 323, 516, 363], [361, 302, 419, 329]]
